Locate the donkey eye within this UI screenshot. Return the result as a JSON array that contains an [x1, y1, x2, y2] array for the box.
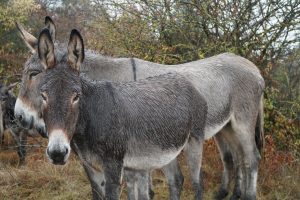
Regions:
[[29, 71, 40, 79], [73, 94, 80, 103]]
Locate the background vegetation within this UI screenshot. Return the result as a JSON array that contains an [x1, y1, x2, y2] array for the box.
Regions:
[[0, 0, 299, 199]]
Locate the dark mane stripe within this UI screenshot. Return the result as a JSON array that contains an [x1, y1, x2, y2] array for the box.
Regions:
[[130, 58, 137, 81]]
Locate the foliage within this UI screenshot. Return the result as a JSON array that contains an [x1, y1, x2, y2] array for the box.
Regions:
[[0, 0, 39, 51], [0, 0, 299, 154], [264, 87, 300, 155], [0, 0, 39, 84]]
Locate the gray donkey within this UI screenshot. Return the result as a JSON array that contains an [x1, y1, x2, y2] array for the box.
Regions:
[[14, 17, 265, 200], [0, 83, 40, 164], [38, 28, 208, 200]]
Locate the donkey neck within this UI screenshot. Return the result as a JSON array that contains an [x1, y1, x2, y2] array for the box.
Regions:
[[72, 75, 125, 158], [75, 75, 120, 136]]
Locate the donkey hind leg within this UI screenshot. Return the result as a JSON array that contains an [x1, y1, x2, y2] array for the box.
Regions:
[[230, 163, 242, 200], [231, 122, 260, 200], [217, 125, 243, 200], [136, 170, 150, 200], [125, 169, 154, 200], [82, 164, 105, 200], [214, 132, 233, 200], [185, 136, 204, 200], [124, 169, 138, 200], [162, 158, 184, 200], [214, 130, 243, 200], [124, 168, 151, 200]]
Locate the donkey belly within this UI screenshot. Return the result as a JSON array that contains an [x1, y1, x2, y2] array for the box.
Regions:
[[204, 116, 231, 139], [123, 145, 185, 170]]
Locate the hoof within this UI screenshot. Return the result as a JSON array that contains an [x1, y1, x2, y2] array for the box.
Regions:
[[229, 193, 241, 200], [18, 159, 26, 166], [230, 188, 241, 200], [214, 188, 228, 200]]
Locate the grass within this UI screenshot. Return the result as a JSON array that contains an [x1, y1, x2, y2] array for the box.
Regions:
[[0, 133, 299, 200]]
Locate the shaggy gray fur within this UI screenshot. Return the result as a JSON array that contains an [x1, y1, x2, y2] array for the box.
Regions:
[[38, 28, 208, 200], [14, 17, 265, 200]]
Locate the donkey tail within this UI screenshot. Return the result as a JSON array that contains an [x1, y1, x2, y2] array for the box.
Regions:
[[255, 95, 264, 155]]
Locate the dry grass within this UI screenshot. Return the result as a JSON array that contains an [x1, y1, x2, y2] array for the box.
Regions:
[[0, 136, 299, 200]]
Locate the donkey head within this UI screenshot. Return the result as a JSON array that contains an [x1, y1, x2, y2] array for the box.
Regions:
[[14, 16, 57, 134], [38, 28, 84, 165]]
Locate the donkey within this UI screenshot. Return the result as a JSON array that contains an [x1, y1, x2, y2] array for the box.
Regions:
[[38, 28, 208, 200], [0, 83, 40, 164], [14, 17, 265, 200]]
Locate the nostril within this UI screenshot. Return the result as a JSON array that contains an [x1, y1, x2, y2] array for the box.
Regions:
[[46, 148, 50, 156], [65, 148, 69, 155], [101, 181, 105, 186]]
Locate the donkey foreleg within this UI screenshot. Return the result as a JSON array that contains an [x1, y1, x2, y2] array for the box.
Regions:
[[17, 130, 27, 165], [82, 163, 105, 200], [162, 158, 184, 200], [10, 128, 27, 165], [103, 159, 123, 200], [185, 137, 204, 200]]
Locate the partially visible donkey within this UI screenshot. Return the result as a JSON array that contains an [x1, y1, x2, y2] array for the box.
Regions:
[[15, 17, 265, 200], [0, 83, 40, 164], [38, 28, 208, 200]]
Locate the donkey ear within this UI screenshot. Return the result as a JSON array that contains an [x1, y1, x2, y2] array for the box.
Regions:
[[38, 28, 56, 69], [15, 22, 38, 54], [45, 16, 56, 41], [67, 29, 84, 72]]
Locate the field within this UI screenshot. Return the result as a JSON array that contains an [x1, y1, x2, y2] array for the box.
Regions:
[[0, 132, 299, 200], [0, 0, 299, 199]]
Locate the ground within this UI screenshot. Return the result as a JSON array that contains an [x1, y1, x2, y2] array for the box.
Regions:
[[0, 132, 299, 200]]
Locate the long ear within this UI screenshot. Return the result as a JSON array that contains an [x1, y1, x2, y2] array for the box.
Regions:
[[38, 28, 56, 69], [15, 22, 38, 54], [68, 29, 84, 72], [45, 16, 56, 41]]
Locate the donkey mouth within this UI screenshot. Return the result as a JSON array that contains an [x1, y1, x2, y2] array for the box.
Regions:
[[52, 160, 66, 165], [36, 126, 48, 138], [48, 156, 67, 165]]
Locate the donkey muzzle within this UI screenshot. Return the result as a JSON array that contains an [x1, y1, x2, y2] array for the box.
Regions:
[[14, 98, 46, 130], [15, 111, 34, 129], [46, 147, 69, 165], [46, 129, 70, 165]]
